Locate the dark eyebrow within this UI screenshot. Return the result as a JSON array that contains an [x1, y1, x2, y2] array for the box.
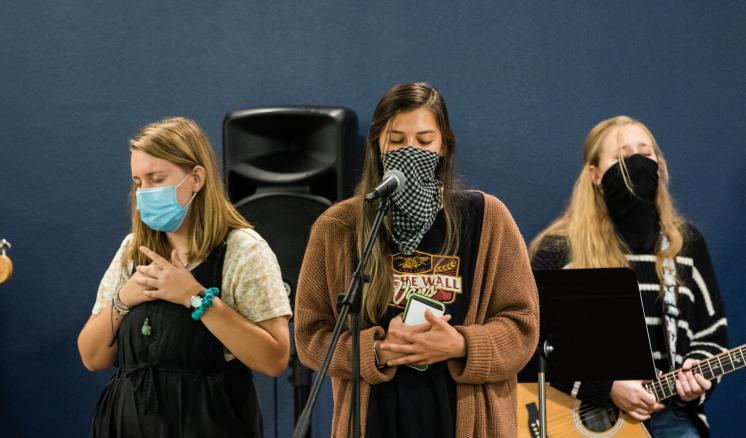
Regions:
[[388, 130, 437, 135], [132, 171, 166, 180], [619, 142, 652, 149]]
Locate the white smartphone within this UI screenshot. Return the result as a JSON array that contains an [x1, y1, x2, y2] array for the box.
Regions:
[[401, 294, 446, 371], [403, 293, 446, 326]]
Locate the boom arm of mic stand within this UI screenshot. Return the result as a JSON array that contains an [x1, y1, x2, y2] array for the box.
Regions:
[[293, 197, 391, 438]]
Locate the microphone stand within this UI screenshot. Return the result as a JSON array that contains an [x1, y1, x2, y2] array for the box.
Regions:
[[293, 196, 391, 438], [537, 340, 553, 438], [289, 350, 312, 438]]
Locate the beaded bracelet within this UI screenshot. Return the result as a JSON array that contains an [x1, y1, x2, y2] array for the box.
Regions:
[[191, 287, 220, 321]]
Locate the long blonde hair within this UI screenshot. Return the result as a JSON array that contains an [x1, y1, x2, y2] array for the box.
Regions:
[[355, 82, 461, 327], [529, 115, 686, 285], [124, 117, 250, 268]]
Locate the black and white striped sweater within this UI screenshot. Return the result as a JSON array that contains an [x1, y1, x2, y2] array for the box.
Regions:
[[531, 224, 728, 433]]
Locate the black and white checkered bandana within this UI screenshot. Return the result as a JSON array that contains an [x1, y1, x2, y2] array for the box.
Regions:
[[381, 146, 441, 255]]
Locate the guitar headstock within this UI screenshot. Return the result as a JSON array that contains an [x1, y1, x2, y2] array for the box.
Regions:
[[0, 239, 12, 284]]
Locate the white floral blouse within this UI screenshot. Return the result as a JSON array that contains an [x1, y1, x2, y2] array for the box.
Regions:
[[91, 228, 292, 361]]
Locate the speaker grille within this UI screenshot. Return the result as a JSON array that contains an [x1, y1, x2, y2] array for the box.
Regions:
[[223, 106, 359, 203], [234, 192, 331, 305]]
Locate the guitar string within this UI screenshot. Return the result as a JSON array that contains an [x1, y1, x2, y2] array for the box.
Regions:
[[542, 408, 623, 438], [544, 361, 716, 425], [647, 347, 743, 397], [536, 350, 746, 434], [558, 355, 730, 419], [531, 346, 745, 435], [542, 406, 620, 431], [642, 346, 744, 397]]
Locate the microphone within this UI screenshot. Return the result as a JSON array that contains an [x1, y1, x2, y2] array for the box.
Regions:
[[365, 169, 406, 202]]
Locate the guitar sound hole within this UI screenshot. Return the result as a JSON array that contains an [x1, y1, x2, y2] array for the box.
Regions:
[[577, 401, 620, 432]]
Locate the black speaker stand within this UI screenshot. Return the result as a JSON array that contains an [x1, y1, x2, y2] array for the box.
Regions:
[[289, 351, 312, 438]]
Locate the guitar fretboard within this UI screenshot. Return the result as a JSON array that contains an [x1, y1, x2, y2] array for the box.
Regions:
[[645, 344, 745, 401]]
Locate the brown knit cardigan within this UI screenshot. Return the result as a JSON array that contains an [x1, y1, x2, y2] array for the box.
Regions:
[[294, 191, 539, 437]]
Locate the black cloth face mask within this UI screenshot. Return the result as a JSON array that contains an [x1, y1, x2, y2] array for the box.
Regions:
[[600, 153, 660, 252]]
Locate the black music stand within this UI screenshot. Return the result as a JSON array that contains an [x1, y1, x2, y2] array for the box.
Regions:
[[518, 268, 657, 438]]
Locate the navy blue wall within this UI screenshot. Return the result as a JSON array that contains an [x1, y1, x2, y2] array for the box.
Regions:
[[1, 2, 744, 437]]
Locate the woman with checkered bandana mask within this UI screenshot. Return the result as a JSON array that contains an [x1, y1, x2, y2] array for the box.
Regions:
[[295, 82, 539, 438]]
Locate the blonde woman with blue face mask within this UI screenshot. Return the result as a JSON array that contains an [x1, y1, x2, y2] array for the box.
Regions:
[[77, 117, 291, 438]]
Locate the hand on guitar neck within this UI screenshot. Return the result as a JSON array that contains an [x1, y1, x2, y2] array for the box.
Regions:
[[612, 358, 711, 421], [518, 345, 745, 437], [671, 359, 713, 401]]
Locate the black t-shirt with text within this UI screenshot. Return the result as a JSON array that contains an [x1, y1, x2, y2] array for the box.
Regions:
[[366, 191, 484, 438]]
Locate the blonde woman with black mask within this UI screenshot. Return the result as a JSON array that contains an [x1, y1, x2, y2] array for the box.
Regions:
[[295, 82, 539, 438], [78, 117, 291, 437], [530, 116, 728, 437]]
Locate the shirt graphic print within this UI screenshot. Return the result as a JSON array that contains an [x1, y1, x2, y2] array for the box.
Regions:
[[390, 249, 463, 309]]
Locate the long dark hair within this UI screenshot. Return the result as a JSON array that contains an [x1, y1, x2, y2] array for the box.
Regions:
[[355, 82, 461, 327]]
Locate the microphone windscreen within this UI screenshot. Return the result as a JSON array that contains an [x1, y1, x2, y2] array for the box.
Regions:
[[382, 169, 407, 194]]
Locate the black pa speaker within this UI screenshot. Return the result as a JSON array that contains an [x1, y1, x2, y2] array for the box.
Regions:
[[223, 106, 359, 203], [223, 106, 359, 437], [223, 106, 359, 300]]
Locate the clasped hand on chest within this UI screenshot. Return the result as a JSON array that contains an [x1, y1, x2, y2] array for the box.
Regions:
[[378, 311, 466, 367], [119, 246, 204, 309]]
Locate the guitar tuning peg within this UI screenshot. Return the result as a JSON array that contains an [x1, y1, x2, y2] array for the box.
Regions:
[[0, 239, 13, 284]]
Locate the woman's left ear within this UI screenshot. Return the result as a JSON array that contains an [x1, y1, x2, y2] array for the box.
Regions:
[[588, 165, 601, 186], [191, 166, 206, 192]]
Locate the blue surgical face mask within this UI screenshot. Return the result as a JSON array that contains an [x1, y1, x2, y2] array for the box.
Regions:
[[136, 174, 196, 232]]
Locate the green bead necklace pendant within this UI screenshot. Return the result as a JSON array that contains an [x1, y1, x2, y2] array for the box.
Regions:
[[141, 317, 152, 336]]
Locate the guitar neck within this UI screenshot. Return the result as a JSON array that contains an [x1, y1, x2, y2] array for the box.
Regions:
[[645, 344, 746, 401]]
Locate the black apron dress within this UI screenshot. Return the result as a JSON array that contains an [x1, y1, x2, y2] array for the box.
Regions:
[[91, 243, 263, 437]]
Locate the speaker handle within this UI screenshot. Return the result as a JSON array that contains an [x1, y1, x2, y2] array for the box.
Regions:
[[231, 162, 332, 185], [233, 192, 332, 210]]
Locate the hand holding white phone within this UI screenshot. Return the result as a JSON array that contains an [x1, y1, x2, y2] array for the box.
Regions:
[[401, 294, 446, 371], [403, 294, 445, 325]]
